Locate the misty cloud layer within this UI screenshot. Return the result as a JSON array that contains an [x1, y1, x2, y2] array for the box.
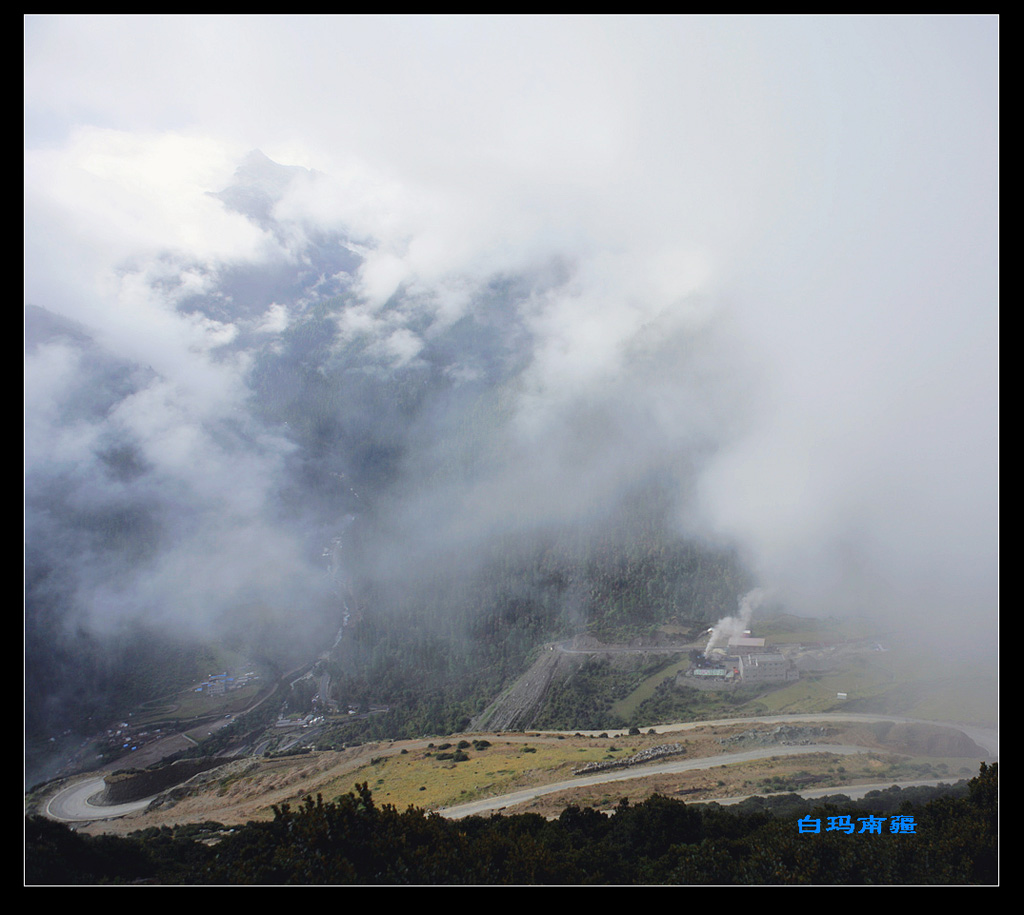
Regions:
[[25, 15, 997, 709]]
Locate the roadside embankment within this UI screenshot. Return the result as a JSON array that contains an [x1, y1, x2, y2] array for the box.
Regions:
[[99, 758, 225, 805]]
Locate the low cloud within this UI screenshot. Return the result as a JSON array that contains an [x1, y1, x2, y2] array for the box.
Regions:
[[25, 15, 997, 676]]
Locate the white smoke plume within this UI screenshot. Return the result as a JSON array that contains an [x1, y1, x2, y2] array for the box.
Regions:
[[23, 16, 998, 752], [706, 587, 767, 653]]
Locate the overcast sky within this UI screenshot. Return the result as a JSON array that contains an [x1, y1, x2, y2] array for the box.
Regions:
[[24, 15, 998, 654]]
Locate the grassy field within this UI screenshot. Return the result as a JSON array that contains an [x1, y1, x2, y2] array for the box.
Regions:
[[743, 645, 996, 725], [610, 657, 690, 721], [508, 752, 983, 819], [129, 681, 265, 726], [317, 736, 637, 811], [59, 712, 993, 839], [540, 624, 995, 733], [126, 643, 270, 728], [752, 614, 873, 644], [615, 614, 999, 728], [311, 728, 986, 816]]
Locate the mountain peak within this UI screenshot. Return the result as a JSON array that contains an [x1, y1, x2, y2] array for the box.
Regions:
[[235, 149, 310, 194], [209, 150, 311, 225]]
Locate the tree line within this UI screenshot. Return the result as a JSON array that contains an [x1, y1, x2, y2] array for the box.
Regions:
[[26, 763, 997, 884]]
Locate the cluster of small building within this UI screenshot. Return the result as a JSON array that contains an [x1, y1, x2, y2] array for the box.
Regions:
[[686, 634, 799, 685], [194, 670, 259, 696], [100, 718, 163, 756]]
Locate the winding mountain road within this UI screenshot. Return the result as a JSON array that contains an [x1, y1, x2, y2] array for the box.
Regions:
[[44, 777, 155, 822], [438, 713, 997, 819], [40, 712, 995, 823], [436, 743, 870, 819], [556, 713, 998, 756]]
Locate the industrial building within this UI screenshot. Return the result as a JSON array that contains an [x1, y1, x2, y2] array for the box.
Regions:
[[696, 629, 799, 686], [727, 636, 766, 653], [738, 652, 799, 683], [692, 667, 730, 679]]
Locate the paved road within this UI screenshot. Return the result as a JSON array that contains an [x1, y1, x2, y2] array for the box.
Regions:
[[41, 712, 995, 823], [438, 711, 997, 819], [436, 743, 871, 819], [557, 641, 702, 655], [545, 713, 998, 757], [44, 777, 157, 822]]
